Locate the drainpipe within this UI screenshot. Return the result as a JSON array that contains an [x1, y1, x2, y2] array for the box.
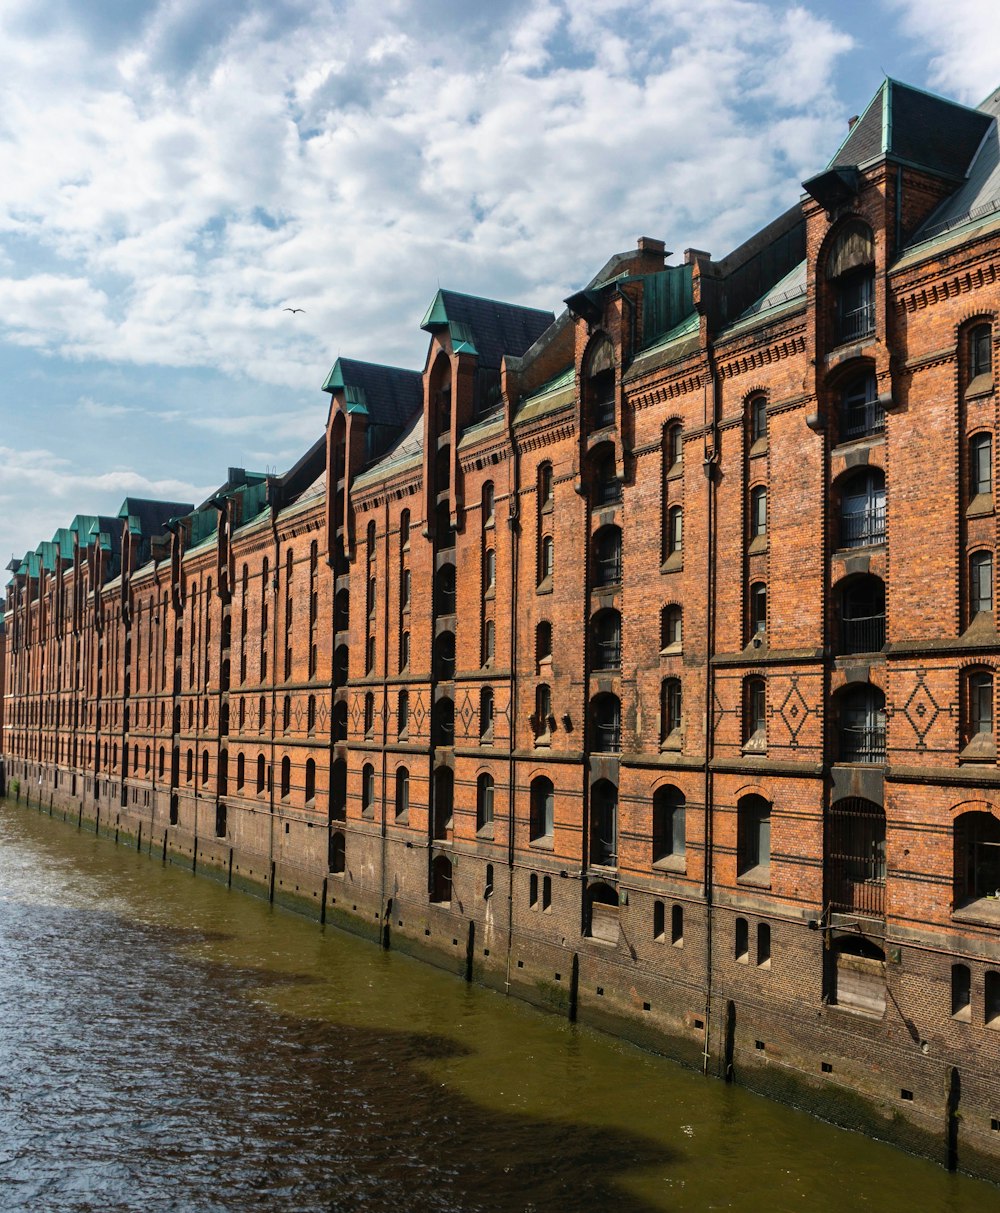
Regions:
[[701, 352, 721, 1075], [504, 403, 522, 993], [379, 493, 391, 934], [269, 509, 280, 875]]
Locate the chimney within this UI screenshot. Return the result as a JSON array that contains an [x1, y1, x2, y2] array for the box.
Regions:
[[848, 114, 859, 130]]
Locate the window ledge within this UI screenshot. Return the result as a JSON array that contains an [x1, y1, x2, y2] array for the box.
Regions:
[[477, 825, 495, 840], [966, 494, 995, 519], [737, 866, 771, 889], [661, 554, 683, 574], [660, 731, 683, 753], [748, 535, 768, 556], [749, 438, 768, 458], [741, 733, 767, 755], [665, 464, 683, 481], [959, 734, 996, 763], [536, 578, 553, 595], [966, 374, 994, 400], [484, 588, 495, 601], [652, 854, 686, 874], [953, 897, 1000, 927], [529, 835, 554, 851], [660, 643, 682, 657]]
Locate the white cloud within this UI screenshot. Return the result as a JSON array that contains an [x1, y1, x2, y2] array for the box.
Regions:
[[888, 0, 999, 104], [0, 0, 856, 384]]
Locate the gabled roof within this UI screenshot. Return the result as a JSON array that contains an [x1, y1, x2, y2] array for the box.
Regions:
[[321, 357, 422, 428], [829, 78, 992, 180], [420, 289, 554, 368]]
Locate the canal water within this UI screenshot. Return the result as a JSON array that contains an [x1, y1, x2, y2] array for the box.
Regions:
[[0, 801, 992, 1213]]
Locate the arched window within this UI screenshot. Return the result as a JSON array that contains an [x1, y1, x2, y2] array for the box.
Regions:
[[398, 689, 409, 738], [435, 443, 451, 491], [590, 779, 618, 867], [538, 462, 554, 512], [665, 422, 683, 472], [952, 964, 972, 1020], [660, 678, 682, 743], [593, 526, 622, 587], [395, 767, 409, 821], [749, 394, 767, 444], [827, 219, 875, 344], [333, 701, 348, 742], [970, 550, 994, 618], [652, 785, 686, 864], [970, 432, 993, 501], [954, 811, 1000, 905], [837, 574, 885, 654], [480, 687, 494, 740], [361, 762, 375, 817], [667, 506, 683, 557], [330, 758, 346, 821], [433, 697, 454, 747], [482, 619, 495, 667], [364, 692, 375, 738], [534, 684, 552, 744], [737, 794, 771, 878], [482, 482, 495, 526], [590, 444, 620, 506], [839, 371, 882, 442], [400, 508, 410, 550], [201, 749, 209, 784], [839, 469, 885, 548], [399, 630, 410, 672], [435, 563, 457, 616], [477, 773, 495, 832], [435, 500, 455, 550], [433, 631, 456, 681], [964, 668, 994, 746], [282, 695, 291, 732], [334, 588, 349, 632], [256, 754, 266, 793], [236, 753, 245, 790], [430, 854, 453, 904], [432, 767, 453, 839], [826, 797, 886, 916], [329, 832, 346, 874], [749, 485, 767, 540], [749, 582, 767, 641], [530, 776, 554, 841], [484, 548, 496, 593], [591, 693, 621, 753], [307, 695, 316, 734], [744, 677, 766, 746], [969, 322, 993, 383], [591, 609, 621, 671], [661, 605, 682, 651], [280, 755, 290, 799], [836, 683, 886, 763], [536, 621, 552, 667], [304, 758, 316, 803], [539, 535, 554, 585], [586, 336, 615, 429]]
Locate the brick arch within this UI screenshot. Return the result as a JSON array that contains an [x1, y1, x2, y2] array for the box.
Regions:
[[950, 798, 1000, 821], [733, 781, 772, 802], [816, 213, 875, 280]]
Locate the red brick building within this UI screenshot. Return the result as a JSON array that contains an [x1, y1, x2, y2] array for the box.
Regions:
[[5, 77, 1000, 1177]]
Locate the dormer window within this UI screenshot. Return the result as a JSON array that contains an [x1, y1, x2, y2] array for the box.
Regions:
[[827, 220, 875, 346], [586, 336, 615, 430]]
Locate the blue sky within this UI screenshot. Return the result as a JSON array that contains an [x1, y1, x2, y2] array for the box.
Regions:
[[0, 0, 997, 569]]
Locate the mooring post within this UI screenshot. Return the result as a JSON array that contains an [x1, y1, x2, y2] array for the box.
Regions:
[[269, 860, 276, 903], [568, 952, 580, 1022], [320, 877, 328, 925]]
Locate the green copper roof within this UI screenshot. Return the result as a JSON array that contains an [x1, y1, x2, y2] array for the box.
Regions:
[[52, 528, 75, 560], [420, 288, 450, 331], [448, 320, 478, 356], [36, 541, 58, 572], [321, 358, 349, 393]]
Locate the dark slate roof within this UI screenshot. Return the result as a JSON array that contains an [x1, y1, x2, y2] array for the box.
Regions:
[[420, 289, 554, 368], [118, 497, 194, 537], [321, 358, 423, 428], [830, 79, 991, 180]]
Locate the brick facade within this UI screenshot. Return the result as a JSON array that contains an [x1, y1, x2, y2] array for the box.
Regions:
[[5, 77, 1000, 1179]]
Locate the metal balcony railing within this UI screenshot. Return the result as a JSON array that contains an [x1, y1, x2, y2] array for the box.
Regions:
[[840, 612, 886, 654], [841, 396, 885, 442], [838, 724, 886, 764], [841, 503, 886, 548], [837, 297, 875, 344]]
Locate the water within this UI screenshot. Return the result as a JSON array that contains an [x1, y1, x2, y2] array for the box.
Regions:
[[0, 801, 992, 1213]]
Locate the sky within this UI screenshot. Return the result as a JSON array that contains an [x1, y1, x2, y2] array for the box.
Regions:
[[0, 0, 998, 572]]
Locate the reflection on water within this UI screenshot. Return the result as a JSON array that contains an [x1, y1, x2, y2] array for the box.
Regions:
[[0, 802, 991, 1212]]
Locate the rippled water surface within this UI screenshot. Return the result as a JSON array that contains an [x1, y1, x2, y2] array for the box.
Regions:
[[0, 800, 994, 1212]]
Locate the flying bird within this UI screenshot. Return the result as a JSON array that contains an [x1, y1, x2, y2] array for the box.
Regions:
[[283, 307, 305, 314]]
